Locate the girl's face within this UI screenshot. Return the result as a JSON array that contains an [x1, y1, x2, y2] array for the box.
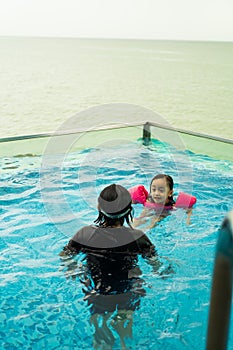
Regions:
[[150, 178, 173, 205]]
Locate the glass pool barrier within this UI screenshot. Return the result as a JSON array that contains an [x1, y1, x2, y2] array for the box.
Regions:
[[0, 123, 143, 158], [1, 121, 233, 161], [206, 210, 233, 350], [142, 122, 233, 162]]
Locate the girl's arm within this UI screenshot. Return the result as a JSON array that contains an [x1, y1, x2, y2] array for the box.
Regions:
[[186, 208, 193, 225], [132, 207, 151, 228]]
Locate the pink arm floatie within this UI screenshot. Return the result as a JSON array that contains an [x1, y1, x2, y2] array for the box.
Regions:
[[128, 185, 149, 204], [174, 192, 196, 208], [128, 185, 196, 209]]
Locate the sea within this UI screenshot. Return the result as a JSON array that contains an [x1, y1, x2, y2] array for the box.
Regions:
[[0, 36, 232, 139]]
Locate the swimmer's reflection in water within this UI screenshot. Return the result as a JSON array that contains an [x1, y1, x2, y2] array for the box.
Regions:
[[60, 184, 161, 349]]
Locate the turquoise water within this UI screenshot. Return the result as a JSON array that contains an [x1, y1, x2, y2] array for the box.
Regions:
[[1, 137, 233, 349], [0, 37, 232, 139]]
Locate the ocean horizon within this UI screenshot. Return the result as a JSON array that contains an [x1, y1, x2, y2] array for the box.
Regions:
[[0, 36, 232, 139]]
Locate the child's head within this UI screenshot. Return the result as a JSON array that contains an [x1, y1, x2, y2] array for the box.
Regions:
[[149, 174, 174, 205], [95, 184, 133, 227]]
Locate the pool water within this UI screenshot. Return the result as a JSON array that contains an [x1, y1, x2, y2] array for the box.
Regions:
[[1, 138, 233, 350]]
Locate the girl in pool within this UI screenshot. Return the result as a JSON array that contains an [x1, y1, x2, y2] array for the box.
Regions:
[[132, 174, 193, 229]]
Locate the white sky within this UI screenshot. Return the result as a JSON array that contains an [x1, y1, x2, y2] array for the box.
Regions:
[[0, 0, 232, 41]]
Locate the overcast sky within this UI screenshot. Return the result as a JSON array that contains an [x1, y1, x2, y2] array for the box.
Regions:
[[0, 0, 232, 41]]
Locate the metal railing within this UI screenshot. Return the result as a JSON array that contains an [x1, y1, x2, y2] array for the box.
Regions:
[[1, 121, 232, 158], [206, 210, 233, 350], [0, 121, 232, 144]]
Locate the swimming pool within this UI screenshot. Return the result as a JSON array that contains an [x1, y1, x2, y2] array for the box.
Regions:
[[1, 128, 233, 349]]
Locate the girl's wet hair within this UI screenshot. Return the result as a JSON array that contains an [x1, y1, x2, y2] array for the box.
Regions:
[[150, 174, 174, 203], [94, 184, 133, 227]]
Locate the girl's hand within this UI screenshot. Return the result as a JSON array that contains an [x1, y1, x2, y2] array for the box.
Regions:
[[132, 218, 147, 228]]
